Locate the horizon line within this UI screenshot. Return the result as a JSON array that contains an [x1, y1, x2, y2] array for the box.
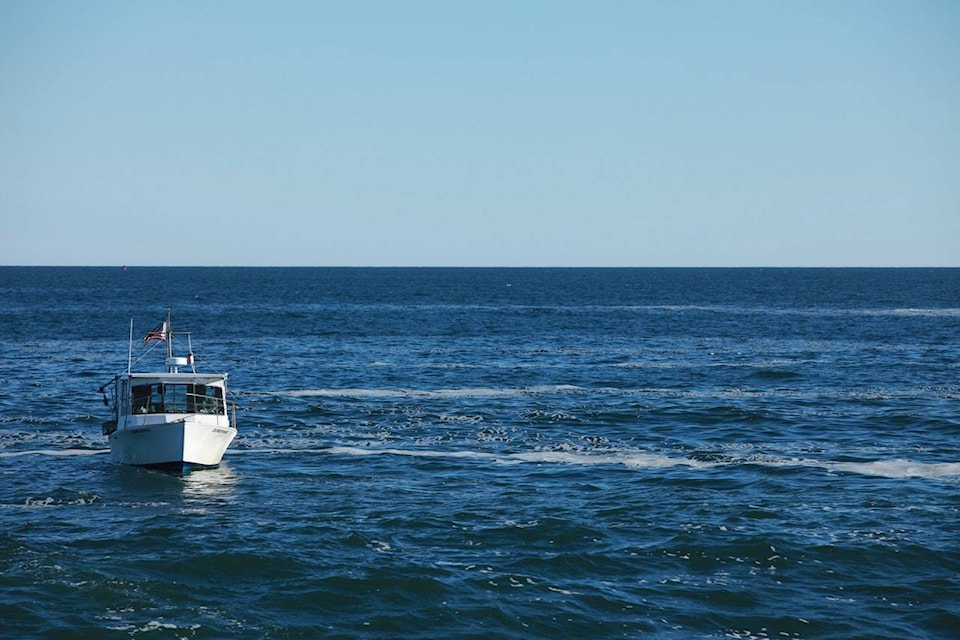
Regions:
[[2, 264, 957, 270]]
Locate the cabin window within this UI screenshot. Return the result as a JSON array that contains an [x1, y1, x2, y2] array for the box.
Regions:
[[164, 384, 187, 412], [132, 384, 151, 413], [191, 385, 225, 414], [131, 384, 166, 413], [130, 383, 224, 414]]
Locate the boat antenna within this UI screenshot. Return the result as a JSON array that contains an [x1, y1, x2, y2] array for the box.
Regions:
[[127, 318, 134, 374]]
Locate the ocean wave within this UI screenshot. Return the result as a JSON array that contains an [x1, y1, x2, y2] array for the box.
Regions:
[[279, 385, 585, 399], [721, 454, 960, 480], [634, 305, 960, 318], [243, 384, 960, 403], [107, 621, 201, 635], [6, 442, 956, 482], [825, 458, 960, 479], [16, 489, 101, 508], [875, 308, 960, 318], [0, 448, 109, 459], [227, 445, 709, 470], [228, 446, 960, 481], [478, 304, 960, 318]]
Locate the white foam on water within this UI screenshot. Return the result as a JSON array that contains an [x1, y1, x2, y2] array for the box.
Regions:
[[327, 446, 499, 461], [233, 447, 960, 481], [826, 458, 960, 479], [738, 454, 960, 480], [107, 620, 201, 634], [257, 384, 960, 404], [884, 308, 960, 318], [0, 448, 109, 459], [22, 493, 100, 507], [509, 449, 714, 469], [281, 385, 585, 399], [285, 388, 398, 398], [319, 445, 711, 470]]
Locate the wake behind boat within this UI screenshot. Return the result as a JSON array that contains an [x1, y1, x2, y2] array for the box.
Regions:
[[99, 311, 237, 475]]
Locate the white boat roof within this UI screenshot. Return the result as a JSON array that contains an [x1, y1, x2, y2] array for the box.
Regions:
[[123, 372, 227, 384]]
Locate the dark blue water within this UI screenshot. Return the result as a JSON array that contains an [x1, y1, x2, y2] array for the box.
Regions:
[[1, 267, 958, 639]]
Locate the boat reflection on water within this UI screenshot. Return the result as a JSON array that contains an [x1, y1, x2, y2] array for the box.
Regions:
[[105, 459, 239, 509], [180, 462, 239, 504]]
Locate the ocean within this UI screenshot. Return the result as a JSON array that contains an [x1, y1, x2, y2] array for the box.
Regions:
[[1, 267, 958, 639]]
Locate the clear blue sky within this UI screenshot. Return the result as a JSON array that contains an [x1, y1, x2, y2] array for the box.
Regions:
[[2, 1, 957, 266]]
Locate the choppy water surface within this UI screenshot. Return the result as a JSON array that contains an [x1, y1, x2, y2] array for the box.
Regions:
[[1, 267, 958, 639]]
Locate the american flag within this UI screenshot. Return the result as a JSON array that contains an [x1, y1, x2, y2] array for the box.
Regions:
[[144, 321, 168, 345]]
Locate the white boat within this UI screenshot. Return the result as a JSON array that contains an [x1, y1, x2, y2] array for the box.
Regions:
[[100, 312, 237, 475]]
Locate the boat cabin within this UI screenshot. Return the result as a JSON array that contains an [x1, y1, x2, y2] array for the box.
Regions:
[[130, 381, 225, 415], [116, 373, 228, 418]]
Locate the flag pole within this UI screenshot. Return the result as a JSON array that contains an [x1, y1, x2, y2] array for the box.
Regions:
[[166, 309, 173, 361]]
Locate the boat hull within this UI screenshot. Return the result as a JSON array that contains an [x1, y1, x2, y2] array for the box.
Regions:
[[109, 418, 237, 471]]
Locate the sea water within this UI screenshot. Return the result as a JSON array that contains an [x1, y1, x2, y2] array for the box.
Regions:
[[1, 267, 958, 639]]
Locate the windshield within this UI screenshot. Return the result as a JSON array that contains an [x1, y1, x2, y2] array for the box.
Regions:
[[130, 383, 224, 415]]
